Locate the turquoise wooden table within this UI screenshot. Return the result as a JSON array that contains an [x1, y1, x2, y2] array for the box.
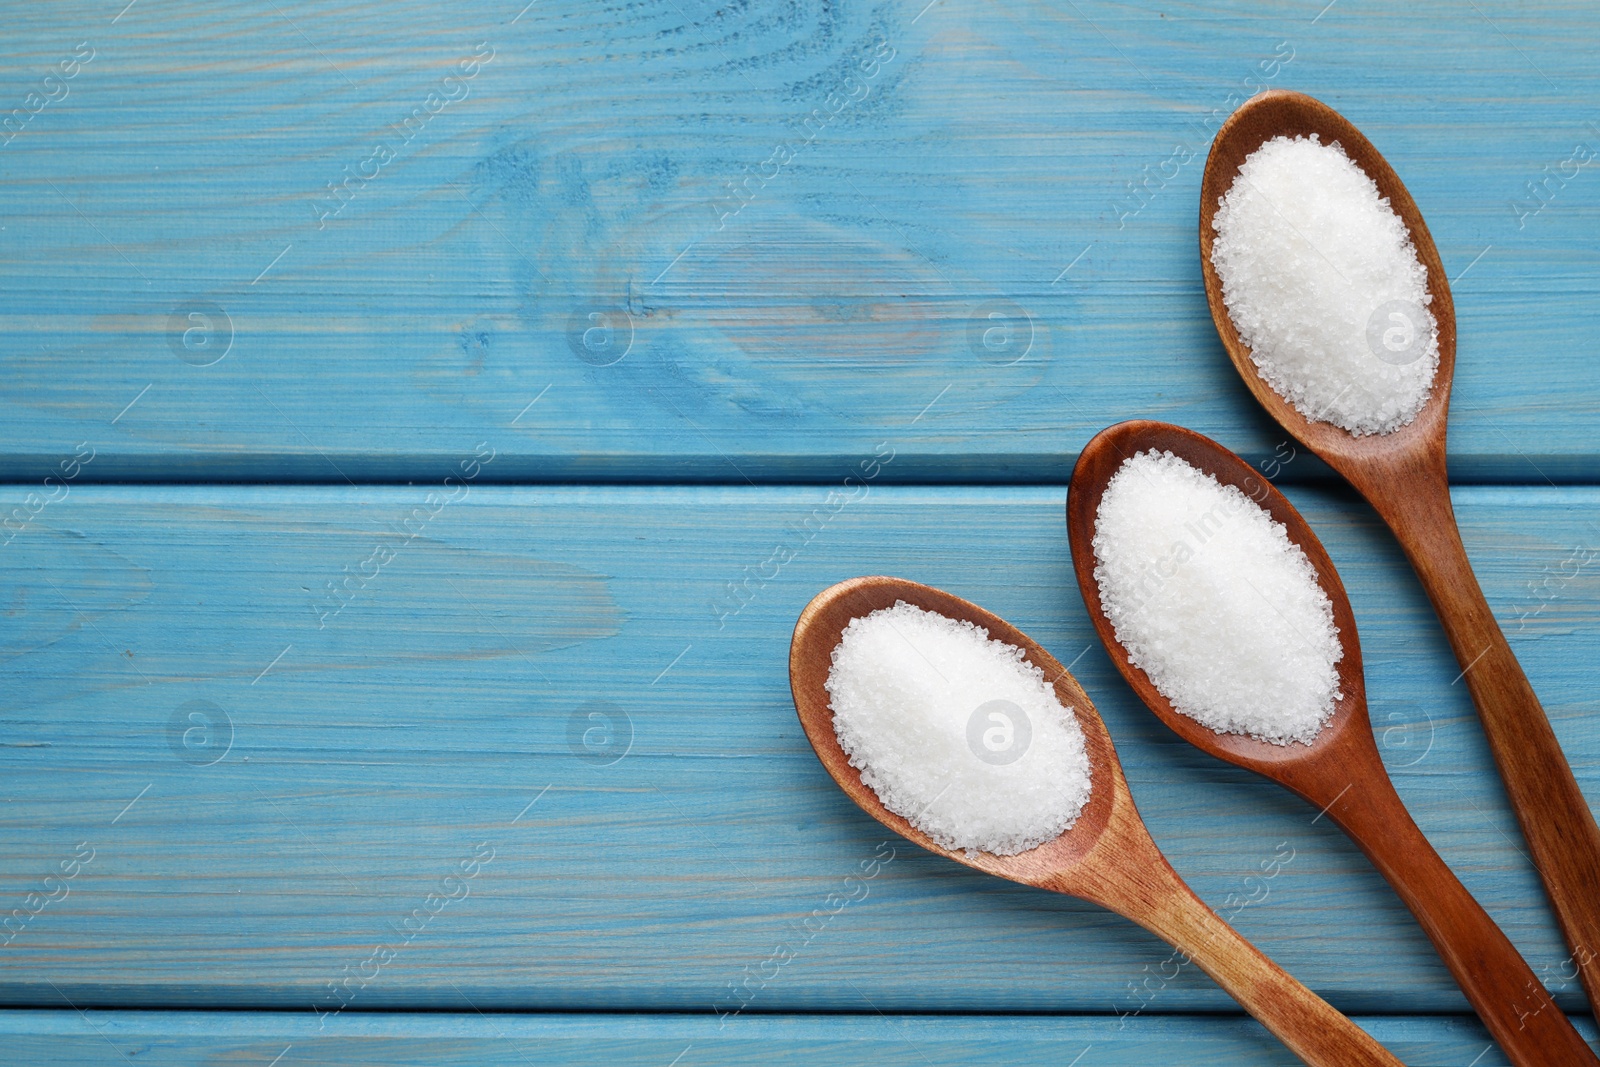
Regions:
[[3, 1, 1598, 1063]]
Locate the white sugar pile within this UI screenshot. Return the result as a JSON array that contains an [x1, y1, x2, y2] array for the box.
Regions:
[[825, 601, 1092, 856], [1210, 134, 1438, 436], [1092, 450, 1343, 745]]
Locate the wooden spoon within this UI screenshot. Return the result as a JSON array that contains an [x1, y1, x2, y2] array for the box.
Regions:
[[1199, 89, 1600, 1029], [790, 575, 1404, 1067], [1066, 419, 1598, 1066]]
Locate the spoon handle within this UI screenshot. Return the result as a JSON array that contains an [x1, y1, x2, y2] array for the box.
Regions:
[[1362, 459, 1600, 1027], [1099, 860, 1404, 1067], [1312, 737, 1600, 1065]]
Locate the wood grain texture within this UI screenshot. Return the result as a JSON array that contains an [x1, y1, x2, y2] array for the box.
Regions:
[[1, 484, 1596, 1016], [0, 1, 1597, 482], [4, 1010, 1593, 1067], [3, 0, 1599, 1051]]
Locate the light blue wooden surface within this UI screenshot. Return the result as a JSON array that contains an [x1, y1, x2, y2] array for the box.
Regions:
[[2, 1011, 1595, 1067], [0, 486, 1596, 1021], [0, 0, 1597, 482], [3, 0, 1599, 1063]]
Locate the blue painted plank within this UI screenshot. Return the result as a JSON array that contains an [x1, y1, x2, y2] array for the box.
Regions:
[[1, 484, 1596, 1014], [2, 1010, 1593, 1067], [0, 1, 1596, 482]]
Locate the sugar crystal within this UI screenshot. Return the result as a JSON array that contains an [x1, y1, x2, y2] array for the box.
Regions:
[[1092, 450, 1343, 745], [826, 601, 1093, 856], [1211, 134, 1438, 436]]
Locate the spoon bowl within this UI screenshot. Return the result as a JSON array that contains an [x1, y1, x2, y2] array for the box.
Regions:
[[1066, 419, 1372, 782], [791, 575, 1403, 1067], [1200, 89, 1600, 1028], [790, 575, 1119, 887], [1067, 420, 1600, 1066], [1198, 88, 1457, 472]]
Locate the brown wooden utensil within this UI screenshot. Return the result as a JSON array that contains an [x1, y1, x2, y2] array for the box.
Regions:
[[1066, 419, 1598, 1066], [1198, 88, 1600, 1029], [791, 575, 1405, 1067]]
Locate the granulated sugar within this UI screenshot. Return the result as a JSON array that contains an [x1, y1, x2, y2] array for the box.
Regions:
[[1210, 134, 1438, 436], [1092, 450, 1343, 745], [825, 601, 1092, 856]]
